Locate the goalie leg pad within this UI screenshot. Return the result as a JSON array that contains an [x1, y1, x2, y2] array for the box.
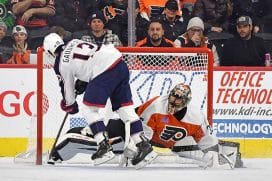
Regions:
[[200, 151, 234, 169], [219, 140, 243, 168]]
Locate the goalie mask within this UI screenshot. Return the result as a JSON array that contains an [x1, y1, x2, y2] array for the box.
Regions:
[[43, 33, 64, 60], [168, 83, 192, 114]]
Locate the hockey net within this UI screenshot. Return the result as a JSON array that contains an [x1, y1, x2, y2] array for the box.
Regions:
[[15, 47, 213, 165]]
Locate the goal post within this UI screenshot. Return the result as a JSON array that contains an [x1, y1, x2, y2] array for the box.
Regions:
[[31, 47, 214, 165], [36, 47, 44, 165]]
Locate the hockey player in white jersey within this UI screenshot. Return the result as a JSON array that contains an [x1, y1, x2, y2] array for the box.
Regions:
[[43, 33, 157, 169]]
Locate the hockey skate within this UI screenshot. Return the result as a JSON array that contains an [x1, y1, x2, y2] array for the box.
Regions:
[[131, 139, 158, 169], [91, 139, 115, 166]]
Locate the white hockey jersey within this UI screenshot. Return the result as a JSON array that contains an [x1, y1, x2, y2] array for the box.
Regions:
[[56, 39, 122, 105]]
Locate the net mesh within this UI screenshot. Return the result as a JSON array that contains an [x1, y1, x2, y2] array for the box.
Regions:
[[124, 52, 208, 70]]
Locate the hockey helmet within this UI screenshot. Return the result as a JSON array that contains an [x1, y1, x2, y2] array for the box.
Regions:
[[168, 83, 192, 114], [43, 33, 64, 59]]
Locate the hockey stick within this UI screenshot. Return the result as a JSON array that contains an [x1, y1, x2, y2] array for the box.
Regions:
[[48, 112, 69, 162], [48, 95, 78, 162]]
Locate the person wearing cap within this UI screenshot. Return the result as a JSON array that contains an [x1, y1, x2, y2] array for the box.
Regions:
[[6, 25, 31, 64], [136, 0, 175, 41], [174, 17, 219, 66], [74, 10, 122, 47], [11, 0, 56, 50], [221, 16, 267, 66], [158, 0, 187, 41]]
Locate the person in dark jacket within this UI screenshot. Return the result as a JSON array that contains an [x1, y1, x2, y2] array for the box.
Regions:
[[221, 16, 268, 66], [0, 22, 13, 63], [49, 0, 98, 33], [158, 0, 187, 41], [228, 0, 266, 34], [192, 0, 232, 35], [136, 18, 175, 47]]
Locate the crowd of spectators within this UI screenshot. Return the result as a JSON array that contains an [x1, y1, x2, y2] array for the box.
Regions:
[[0, 0, 271, 66]]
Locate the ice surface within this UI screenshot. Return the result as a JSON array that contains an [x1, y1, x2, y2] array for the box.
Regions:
[[0, 158, 272, 181]]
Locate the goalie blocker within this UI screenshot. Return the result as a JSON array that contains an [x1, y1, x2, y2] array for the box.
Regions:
[[48, 119, 243, 168]]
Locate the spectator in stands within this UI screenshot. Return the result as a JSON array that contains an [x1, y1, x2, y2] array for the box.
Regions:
[[11, 0, 56, 50], [221, 16, 267, 66], [49, 0, 98, 33], [0, 21, 12, 47], [73, 10, 122, 47], [136, 18, 175, 47], [192, 0, 233, 61], [136, 18, 175, 66], [174, 17, 219, 66], [262, 0, 272, 33], [0, 22, 13, 63], [192, 0, 232, 35], [0, 22, 8, 42], [138, 0, 172, 21], [158, 0, 187, 41], [0, 1, 15, 29], [228, 0, 266, 35], [6, 25, 31, 64], [136, 0, 181, 41], [103, 0, 128, 46]]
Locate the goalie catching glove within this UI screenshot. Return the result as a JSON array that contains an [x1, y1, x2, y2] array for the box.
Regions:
[[60, 100, 79, 114]]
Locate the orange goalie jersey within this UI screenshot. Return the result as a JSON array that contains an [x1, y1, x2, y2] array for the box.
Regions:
[[136, 95, 206, 148]]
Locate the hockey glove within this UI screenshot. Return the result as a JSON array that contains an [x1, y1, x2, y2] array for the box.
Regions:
[[60, 100, 79, 114], [75, 79, 88, 95]]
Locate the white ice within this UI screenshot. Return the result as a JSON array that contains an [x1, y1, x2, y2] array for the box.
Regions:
[[1, 158, 272, 181]]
